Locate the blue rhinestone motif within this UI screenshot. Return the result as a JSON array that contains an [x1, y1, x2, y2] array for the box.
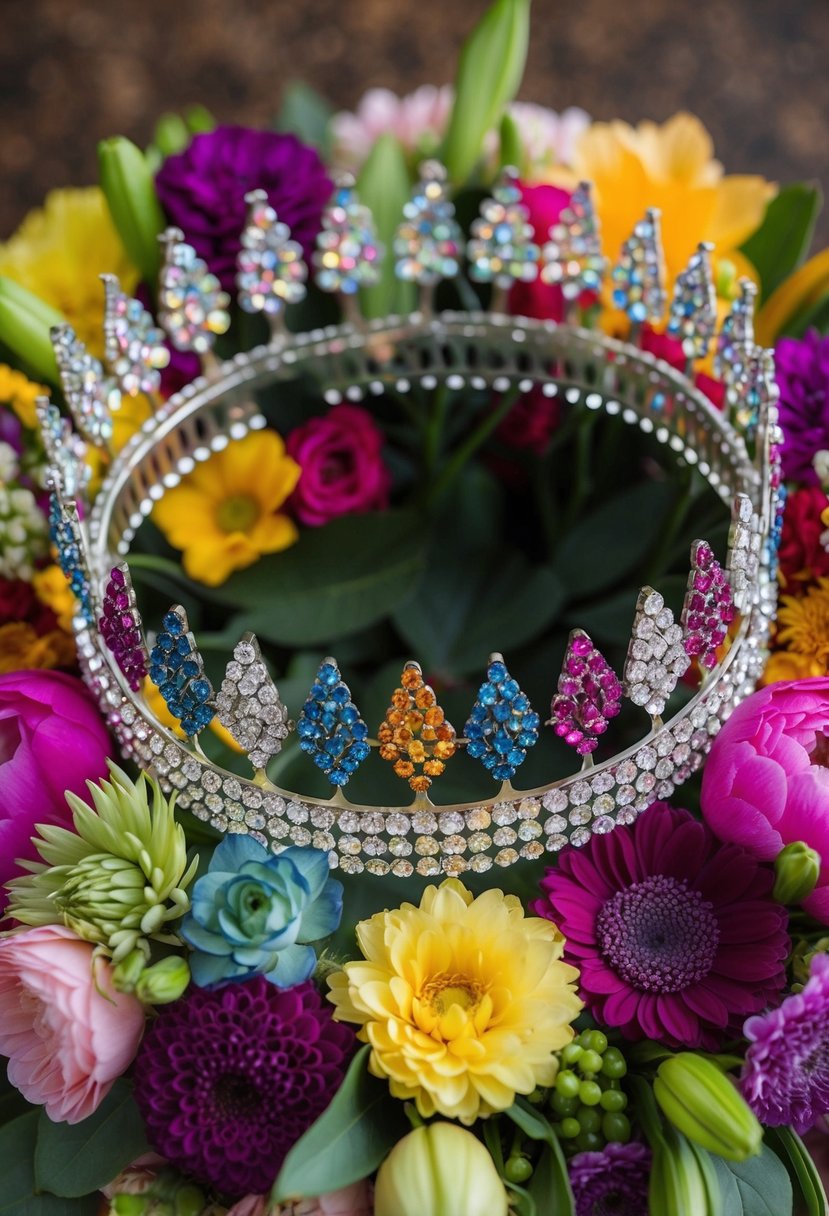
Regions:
[[49, 492, 93, 625], [463, 658, 540, 782], [148, 606, 215, 736], [296, 659, 370, 787]]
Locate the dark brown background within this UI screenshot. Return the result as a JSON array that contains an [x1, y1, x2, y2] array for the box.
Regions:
[[2, 0, 828, 242]]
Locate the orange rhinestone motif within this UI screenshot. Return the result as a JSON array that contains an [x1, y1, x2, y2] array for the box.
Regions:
[[378, 661, 457, 792]]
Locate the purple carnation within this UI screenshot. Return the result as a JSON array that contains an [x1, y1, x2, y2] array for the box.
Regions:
[[155, 125, 332, 291], [741, 952, 829, 1134], [568, 1142, 651, 1215], [132, 977, 355, 1197], [534, 804, 790, 1049], [775, 330, 829, 485]]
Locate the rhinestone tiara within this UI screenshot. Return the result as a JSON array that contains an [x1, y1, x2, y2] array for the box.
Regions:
[[40, 166, 783, 878]]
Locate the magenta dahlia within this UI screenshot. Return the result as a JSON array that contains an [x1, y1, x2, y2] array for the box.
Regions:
[[741, 952, 829, 1134], [533, 804, 789, 1049], [132, 978, 355, 1198], [568, 1142, 651, 1216]]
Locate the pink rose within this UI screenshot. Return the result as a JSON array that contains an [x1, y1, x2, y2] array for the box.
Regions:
[[508, 183, 572, 322], [229, 1182, 372, 1216], [0, 670, 111, 909], [0, 925, 145, 1123], [640, 326, 726, 410], [700, 678, 829, 922], [286, 406, 391, 527]]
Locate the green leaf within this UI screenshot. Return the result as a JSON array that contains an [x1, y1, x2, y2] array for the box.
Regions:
[[212, 510, 427, 644], [442, 0, 531, 184], [554, 480, 677, 601], [765, 1127, 828, 1216], [0, 1064, 31, 1127], [357, 133, 416, 318], [98, 136, 166, 283], [781, 288, 829, 340], [276, 81, 334, 158], [34, 1079, 150, 1198], [273, 1045, 409, 1202], [505, 1098, 575, 1216], [0, 1111, 98, 1216], [711, 1144, 795, 1216], [741, 183, 823, 303], [498, 110, 526, 176]]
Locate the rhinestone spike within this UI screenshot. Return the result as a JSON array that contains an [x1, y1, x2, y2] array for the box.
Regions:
[[296, 658, 370, 787], [216, 633, 291, 770], [540, 181, 606, 301], [378, 661, 457, 794], [681, 541, 735, 671], [101, 274, 169, 397], [726, 493, 759, 613], [48, 490, 93, 625], [464, 654, 540, 783], [36, 398, 90, 503], [714, 278, 756, 387], [624, 587, 689, 718], [549, 629, 623, 756], [731, 344, 777, 441], [313, 179, 383, 295], [99, 563, 148, 691], [466, 168, 540, 290], [147, 605, 215, 736], [236, 190, 308, 318], [611, 208, 666, 327], [157, 228, 231, 353], [394, 161, 461, 288], [667, 242, 717, 362], [51, 324, 120, 447]]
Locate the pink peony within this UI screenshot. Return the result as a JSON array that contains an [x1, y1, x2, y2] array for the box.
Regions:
[[331, 86, 453, 169], [0, 670, 111, 909], [229, 1182, 372, 1216], [286, 406, 391, 528], [509, 183, 572, 322], [700, 678, 829, 922], [0, 925, 145, 1123]]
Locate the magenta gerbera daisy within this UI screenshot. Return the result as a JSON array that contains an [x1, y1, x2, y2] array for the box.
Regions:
[[132, 977, 355, 1197], [533, 804, 789, 1049]]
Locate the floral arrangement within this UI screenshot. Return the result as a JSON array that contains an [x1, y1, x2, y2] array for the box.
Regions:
[[2, 1, 829, 1213]]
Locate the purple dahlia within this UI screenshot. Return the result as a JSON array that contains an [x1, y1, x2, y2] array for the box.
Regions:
[[742, 952, 829, 1134], [155, 125, 332, 291], [775, 329, 829, 485], [132, 977, 355, 1197], [533, 804, 789, 1049], [568, 1141, 651, 1216]]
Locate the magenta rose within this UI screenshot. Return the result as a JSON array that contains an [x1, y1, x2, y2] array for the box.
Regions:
[[286, 405, 391, 527], [700, 678, 829, 922], [509, 182, 572, 322], [0, 925, 145, 1122], [0, 670, 111, 908]]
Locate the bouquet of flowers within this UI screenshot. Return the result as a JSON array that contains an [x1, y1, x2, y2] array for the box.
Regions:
[[2, 1, 829, 1213]]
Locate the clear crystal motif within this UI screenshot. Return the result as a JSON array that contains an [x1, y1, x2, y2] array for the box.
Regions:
[[216, 633, 291, 770], [36, 399, 90, 502], [158, 228, 231, 353], [236, 190, 308, 316], [51, 324, 120, 445], [466, 168, 540, 289], [612, 208, 665, 326], [314, 180, 383, 295], [624, 587, 689, 717], [541, 181, 606, 300], [715, 278, 756, 387], [667, 242, 717, 361], [394, 161, 461, 287], [102, 274, 170, 396]]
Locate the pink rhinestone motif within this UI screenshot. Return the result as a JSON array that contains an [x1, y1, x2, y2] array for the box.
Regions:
[[99, 563, 148, 691], [681, 541, 735, 670], [549, 629, 623, 756]]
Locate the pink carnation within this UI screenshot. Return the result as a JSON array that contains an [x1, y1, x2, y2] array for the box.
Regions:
[[700, 678, 829, 923], [0, 925, 145, 1123], [509, 183, 572, 322], [229, 1182, 372, 1216], [286, 405, 391, 527]]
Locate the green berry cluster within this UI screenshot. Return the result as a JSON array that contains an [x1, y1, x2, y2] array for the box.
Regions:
[[548, 1030, 630, 1154]]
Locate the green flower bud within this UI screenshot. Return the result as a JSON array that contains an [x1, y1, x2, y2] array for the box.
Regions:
[[136, 956, 191, 1005], [111, 1197, 149, 1216], [153, 113, 191, 160], [654, 1052, 762, 1162], [442, 0, 531, 185], [172, 1184, 206, 1216], [112, 947, 148, 993], [0, 277, 63, 385], [184, 105, 215, 135], [98, 136, 166, 283], [773, 841, 821, 905], [374, 1124, 508, 1216]]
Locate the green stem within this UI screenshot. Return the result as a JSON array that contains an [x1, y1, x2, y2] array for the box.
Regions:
[[531, 457, 559, 559], [483, 1118, 506, 1176], [423, 384, 450, 475], [643, 467, 695, 584], [425, 386, 521, 507], [628, 1075, 667, 1148], [562, 411, 598, 530], [385, 384, 428, 433]]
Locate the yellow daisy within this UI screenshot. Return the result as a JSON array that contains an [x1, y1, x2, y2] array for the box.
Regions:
[[553, 113, 774, 315], [773, 579, 829, 673], [152, 430, 300, 587], [327, 878, 582, 1124], [0, 188, 138, 358], [0, 363, 47, 430]]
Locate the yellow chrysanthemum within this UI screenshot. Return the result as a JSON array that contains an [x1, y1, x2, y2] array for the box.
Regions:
[[0, 188, 138, 357], [0, 621, 76, 673], [553, 113, 774, 316], [0, 363, 47, 429], [774, 579, 829, 673], [327, 878, 582, 1124], [152, 430, 300, 587], [32, 564, 76, 633], [760, 649, 825, 686]]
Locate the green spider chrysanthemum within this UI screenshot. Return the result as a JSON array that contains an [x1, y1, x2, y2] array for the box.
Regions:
[[5, 762, 198, 962]]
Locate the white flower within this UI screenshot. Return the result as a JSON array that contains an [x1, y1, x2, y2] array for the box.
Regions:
[[0, 441, 19, 483]]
